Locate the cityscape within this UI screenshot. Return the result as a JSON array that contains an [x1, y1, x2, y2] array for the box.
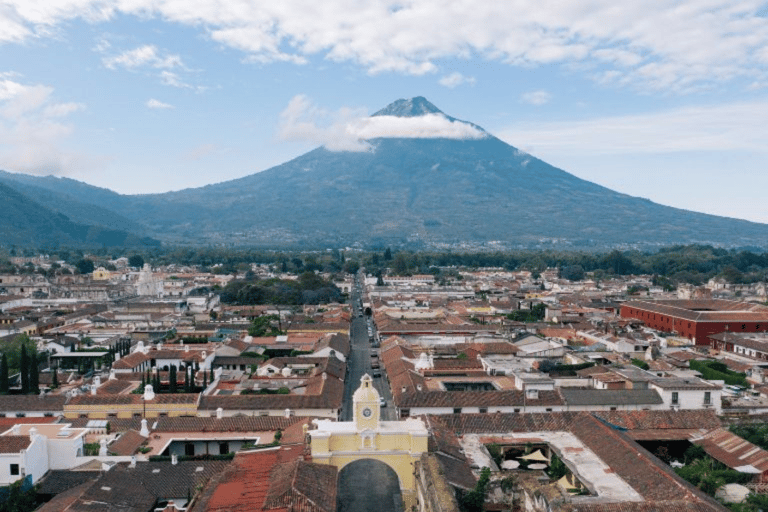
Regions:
[[2, 1, 768, 512]]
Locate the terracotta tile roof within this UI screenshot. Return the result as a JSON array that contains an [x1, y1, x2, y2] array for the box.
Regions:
[[0, 435, 31, 453], [263, 459, 337, 512], [431, 358, 483, 370], [68, 393, 199, 406], [591, 410, 721, 431], [463, 342, 519, 355], [0, 416, 58, 428], [567, 415, 724, 506], [427, 420, 465, 460], [108, 429, 147, 456], [624, 299, 768, 323], [154, 416, 303, 433], [559, 388, 663, 406], [97, 379, 136, 395], [434, 452, 476, 491], [0, 394, 68, 412], [112, 351, 149, 370], [196, 449, 283, 512], [397, 389, 564, 408], [575, 365, 611, 377], [564, 501, 725, 512]]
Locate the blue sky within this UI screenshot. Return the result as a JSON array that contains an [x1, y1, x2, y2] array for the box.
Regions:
[[1, 1, 768, 223]]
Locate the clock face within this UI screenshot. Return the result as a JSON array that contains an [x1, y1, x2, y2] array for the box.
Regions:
[[362, 407, 372, 418]]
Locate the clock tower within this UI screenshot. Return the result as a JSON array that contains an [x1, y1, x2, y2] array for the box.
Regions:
[[353, 374, 380, 431]]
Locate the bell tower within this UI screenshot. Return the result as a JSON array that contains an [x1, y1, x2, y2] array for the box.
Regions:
[[353, 374, 380, 431]]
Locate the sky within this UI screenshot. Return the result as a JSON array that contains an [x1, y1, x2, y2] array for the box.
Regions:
[[1, 1, 768, 223]]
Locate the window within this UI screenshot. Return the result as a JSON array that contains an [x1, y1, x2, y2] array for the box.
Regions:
[[671, 392, 679, 404], [10, 464, 19, 476], [704, 391, 711, 405], [545, 408, 553, 412], [479, 407, 488, 414], [610, 406, 617, 411], [514, 408, 521, 413], [185, 443, 195, 456], [219, 442, 229, 455], [400, 409, 410, 418], [453, 408, 462, 414]]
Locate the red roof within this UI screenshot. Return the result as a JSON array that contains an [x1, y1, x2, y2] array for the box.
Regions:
[[204, 449, 284, 512]]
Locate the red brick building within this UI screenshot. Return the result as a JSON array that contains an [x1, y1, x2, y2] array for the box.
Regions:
[[620, 299, 768, 346]]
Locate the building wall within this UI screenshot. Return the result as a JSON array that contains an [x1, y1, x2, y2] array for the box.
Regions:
[[23, 435, 49, 484], [47, 435, 85, 470], [621, 305, 768, 346], [0, 453, 23, 485], [649, 385, 721, 413], [163, 438, 259, 457]]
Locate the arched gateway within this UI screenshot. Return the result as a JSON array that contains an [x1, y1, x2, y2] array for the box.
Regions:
[[310, 374, 428, 509]]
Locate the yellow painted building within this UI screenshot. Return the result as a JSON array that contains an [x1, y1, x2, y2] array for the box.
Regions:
[[63, 386, 199, 419], [310, 374, 428, 508], [92, 267, 112, 280]]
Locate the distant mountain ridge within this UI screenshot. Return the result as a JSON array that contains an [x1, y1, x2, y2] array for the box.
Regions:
[[2, 97, 768, 249], [0, 181, 160, 248]]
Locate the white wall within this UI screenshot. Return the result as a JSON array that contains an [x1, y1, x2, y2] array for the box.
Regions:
[[23, 435, 49, 484], [47, 434, 85, 470], [650, 384, 721, 414]]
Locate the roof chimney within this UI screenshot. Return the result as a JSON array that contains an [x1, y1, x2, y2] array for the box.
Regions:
[[216, 407, 223, 419], [130, 456, 136, 468], [284, 408, 291, 418], [185, 344, 189, 353], [143, 384, 155, 401], [140, 418, 149, 437], [171, 453, 178, 465], [29, 427, 37, 440]]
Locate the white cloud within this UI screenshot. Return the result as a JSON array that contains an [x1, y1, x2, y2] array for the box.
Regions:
[[1, 1, 767, 92], [146, 98, 173, 109], [278, 95, 486, 152], [0, 76, 85, 175], [520, 90, 551, 106], [497, 100, 768, 155], [438, 72, 476, 88], [103, 44, 183, 70]]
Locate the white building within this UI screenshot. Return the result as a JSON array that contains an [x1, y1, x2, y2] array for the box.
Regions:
[[0, 423, 87, 485]]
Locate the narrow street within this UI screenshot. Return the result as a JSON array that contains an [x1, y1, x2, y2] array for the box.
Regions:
[[342, 274, 395, 421]]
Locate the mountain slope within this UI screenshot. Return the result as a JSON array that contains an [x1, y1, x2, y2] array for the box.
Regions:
[[0, 182, 160, 248], [0, 171, 144, 234], [3, 97, 768, 249]]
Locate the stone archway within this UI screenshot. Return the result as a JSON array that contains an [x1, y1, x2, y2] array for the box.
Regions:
[[337, 458, 403, 512]]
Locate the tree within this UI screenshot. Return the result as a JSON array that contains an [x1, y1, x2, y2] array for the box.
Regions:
[[20, 345, 29, 394], [384, 247, 392, 261], [169, 365, 177, 393], [29, 351, 39, 394], [459, 467, 491, 512], [0, 354, 8, 394], [51, 368, 59, 389], [128, 255, 145, 268], [75, 259, 95, 275]]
